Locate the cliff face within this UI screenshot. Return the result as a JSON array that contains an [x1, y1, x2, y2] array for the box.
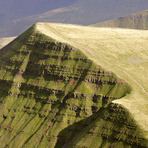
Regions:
[[92, 10, 148, 30], [0, 25, 147, 148]]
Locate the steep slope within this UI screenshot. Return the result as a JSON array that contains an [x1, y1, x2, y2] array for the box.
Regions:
[[0, 37, 16, 49], [35, 23, 148, 137], [0, 23, 147, 147], [91, 10, 148, 30], [1, 0, 148, 37]]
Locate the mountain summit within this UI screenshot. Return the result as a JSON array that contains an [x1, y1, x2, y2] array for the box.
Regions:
[[0, 23, 147, 147]]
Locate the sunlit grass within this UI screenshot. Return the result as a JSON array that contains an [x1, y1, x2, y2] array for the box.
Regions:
[[36, 23, 148, 137]]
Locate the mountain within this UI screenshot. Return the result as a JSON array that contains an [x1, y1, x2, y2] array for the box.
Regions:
[[91, 10, 148, 30], [0, 37, 16, 49], [1, 0, 148, 37], [0, 23, 147, 147], [0, 0, 78, 22]]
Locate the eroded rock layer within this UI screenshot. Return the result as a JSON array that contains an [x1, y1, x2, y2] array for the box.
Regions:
[[0, 25, 147, 148]]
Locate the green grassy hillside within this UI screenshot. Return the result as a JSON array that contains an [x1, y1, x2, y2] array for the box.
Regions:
[[0, 23, 147, 147], [91, 10, 148, 30], [35, 23, 148, 137]]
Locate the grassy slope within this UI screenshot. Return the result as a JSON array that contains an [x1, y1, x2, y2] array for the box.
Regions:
[[91, 10, 148, 30], [0, 23, 147, 147], [36, 23, 148, 137], [0, 24, 142, 148], [0, 37, 16, 49]]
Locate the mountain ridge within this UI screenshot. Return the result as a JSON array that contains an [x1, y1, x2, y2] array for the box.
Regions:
[[91, 9, 148, 30], [0, 0, 78, 22], [35, 23, 148, 135], [0, 23, 147, 147]]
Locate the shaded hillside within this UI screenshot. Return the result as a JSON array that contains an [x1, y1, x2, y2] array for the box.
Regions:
[[92, 10, 148, 30], [0, 37, 16, 49], [0, 23, 147, 147], [1, 0, 148, 37]]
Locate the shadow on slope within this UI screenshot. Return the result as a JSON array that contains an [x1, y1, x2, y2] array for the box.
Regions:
[[56, 103, 147, 148], [0, 24, 147, 148]]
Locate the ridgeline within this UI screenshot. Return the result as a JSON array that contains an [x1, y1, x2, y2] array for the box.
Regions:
[[0, 23, 147, 147], [92, 10, 148, 30]]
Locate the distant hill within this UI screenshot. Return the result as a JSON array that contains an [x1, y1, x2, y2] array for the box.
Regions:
[[1, 0, 148, 37], [0, 0, 78, 22], [91, 10, 148, 30]]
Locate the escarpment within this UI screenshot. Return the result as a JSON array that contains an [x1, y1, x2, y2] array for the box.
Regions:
[[0, 24, 147, 148]]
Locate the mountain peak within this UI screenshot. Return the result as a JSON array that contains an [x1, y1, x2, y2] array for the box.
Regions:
[[0, 23, 147, 147]]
